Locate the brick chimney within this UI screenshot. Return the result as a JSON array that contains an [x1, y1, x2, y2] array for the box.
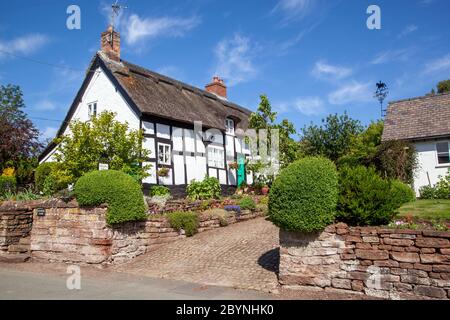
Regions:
[[101, 26, 120, 62], [205, 76, 227, 99]]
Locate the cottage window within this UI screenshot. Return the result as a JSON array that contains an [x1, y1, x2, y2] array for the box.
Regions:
[[436, 142, 450, 165], [88, 102, 97, 117], [225, 118, 235, 135], [208, 146, 225, 169], [158, 143, 171, 165]]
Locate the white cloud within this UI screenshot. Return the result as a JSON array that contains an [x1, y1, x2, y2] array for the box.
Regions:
[[398, 25, 418, 38], [0, 34, 49, 59], [294, 97, 326, 116], [35, 99, 57, 111], [328, 81, 373, 105], [123, 14, 201, 45], [312, 61, 352, 81], [424, 54, 450, 74], [273, 0, 317, 22], [371, 48, 413, 65], [213, 34, 258, 86], [42, 127, 58, 141]]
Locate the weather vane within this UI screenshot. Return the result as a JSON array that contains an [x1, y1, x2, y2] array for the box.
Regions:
[[375, 81, 389, 119], [111, 1, 127, 30]]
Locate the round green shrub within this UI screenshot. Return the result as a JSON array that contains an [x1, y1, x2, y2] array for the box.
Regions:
[[35, 162, 57, 192], [337, 166, 400, 226], [74, 170, 147, 225], [150, 185, 171, 197], [390, 180, 416, 207], [268, 157, 338, 233], [239, 197, 256, 211], [167, 211, 199, 236], [419, 185, 437, 199]]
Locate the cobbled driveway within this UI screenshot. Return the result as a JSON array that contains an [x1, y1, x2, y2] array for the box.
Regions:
[[114, 217, 280, 293]]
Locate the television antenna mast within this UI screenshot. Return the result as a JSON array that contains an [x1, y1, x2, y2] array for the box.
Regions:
[[375, 81, 389, 119], [111, 1, 127, 30]]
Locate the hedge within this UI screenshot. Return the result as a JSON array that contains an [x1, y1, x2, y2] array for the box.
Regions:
[[390, 180, 416, 207], [337, 166, 400, 226], [74, 170, 147, 225], [35, 162, 57, 192], [268, 157, 338, 233]]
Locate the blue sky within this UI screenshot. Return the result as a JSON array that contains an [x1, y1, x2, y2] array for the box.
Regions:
[[1, 0, 450, 142]]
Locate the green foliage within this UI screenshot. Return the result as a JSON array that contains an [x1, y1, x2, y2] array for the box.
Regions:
[[202, 208, 232, 227], [0, 176, 16, 196], [54, 111, 151, 183], [150, 185, 171, 197], [420, 172, 450, 199], [374, 140, 418, 185], [419, 186, 438, 200], [301, 113, 363, 162], [268, 157, 338, 233], [239, 197, 256, 210], [437, 79, 450, 94], [0, 189, 42, 201], [248, 95, 298, 168], [259, 196, 269, 205], [35, 162, 57, 192], [390, 180, 416, 208], [337, 166, 401, 226], [186, 177, 221, 200], [338, 121, 384, 168], [74, 170, 147, 225], [167, 211, 199, 236]]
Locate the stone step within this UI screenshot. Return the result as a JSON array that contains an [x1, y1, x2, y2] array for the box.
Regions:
[[7, 244, 30, 253], [0, 253, 30, 263]]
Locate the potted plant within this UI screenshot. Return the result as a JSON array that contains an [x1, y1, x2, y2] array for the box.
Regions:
[[261, 185, 270, 195], [157, 167, 170, 178]]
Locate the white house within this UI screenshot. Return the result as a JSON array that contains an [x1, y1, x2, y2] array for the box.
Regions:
[[382, 92, 450, 196], [39, 26, 254, 197]]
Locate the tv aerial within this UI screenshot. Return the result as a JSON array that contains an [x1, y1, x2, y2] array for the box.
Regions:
[[111, 1, 127, 30]]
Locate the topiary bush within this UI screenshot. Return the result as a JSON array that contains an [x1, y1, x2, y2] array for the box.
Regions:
[[35, 162, 57, 192], [74, 170, 147, 225], [239, 197, 256, 211], [0, 176, 16, 196], [186, 177, 221, 200], [390, 180, 416, 207], [269, 157, 338, 233], [337, 166, 400, 226], [150, 185, 171, 197], [167, 211, 199, 236]]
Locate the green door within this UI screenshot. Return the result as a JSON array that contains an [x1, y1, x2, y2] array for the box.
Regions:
[[237, 155, 246, 187]]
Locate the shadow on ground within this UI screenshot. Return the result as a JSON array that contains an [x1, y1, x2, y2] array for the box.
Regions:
[[257, 248, 279, 274]]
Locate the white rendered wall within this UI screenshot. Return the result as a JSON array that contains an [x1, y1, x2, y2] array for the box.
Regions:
[[413, 140, 450, 196]]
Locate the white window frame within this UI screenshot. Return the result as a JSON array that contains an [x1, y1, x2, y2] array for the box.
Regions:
[[158, 143, 171, 165], [225, 118, 235, 135], [88, 102, 97, 118], [207, 146, 225, 169], [436, 141, 450, 166]]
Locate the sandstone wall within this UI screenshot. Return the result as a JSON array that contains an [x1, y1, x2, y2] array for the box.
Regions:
[[0, 199, 263, 265], [279, 223, 450, 300]]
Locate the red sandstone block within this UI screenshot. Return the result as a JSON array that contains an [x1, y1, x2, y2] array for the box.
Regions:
[[441, 273, 450, 280], [441, 249, 450, 255], [414, 286, 447, 299], [351, 280, 365, 292], [374, 260, 400, 268], [414, 263, 433, 272], [433, 265, 450, 273], [416, 238, 450, 248], [383, 238, 414, 246], [355, 249, 389, 260], [394, 282, 413, 293], [405, 247, 420, 253], [347, 271, 370, 281], [391, 246, 406, 252], [356, 243, 372, 249], [391, 252, 420, 263], [408, 269, 428, 278], [400, 275, 431, 285], [429, 272, 442, 279], [345, 236, 362, 243], [360, 260, 373, 266], [422, 231, 450, 239], [420, 254, 450, 264], [399, 263, 414, 269]]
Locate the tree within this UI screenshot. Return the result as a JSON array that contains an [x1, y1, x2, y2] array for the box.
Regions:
[[301, 113, 363, 162], [437, 79, 450, 94], [338, 121, 384, 167], [248, 95, 298, 169], [0, 84, 42, 178], [54, 111, 151, 182]]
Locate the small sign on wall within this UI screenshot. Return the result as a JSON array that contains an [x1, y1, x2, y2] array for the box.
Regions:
[[99, 163, 109, 171], [36, 208, 46, 217]]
